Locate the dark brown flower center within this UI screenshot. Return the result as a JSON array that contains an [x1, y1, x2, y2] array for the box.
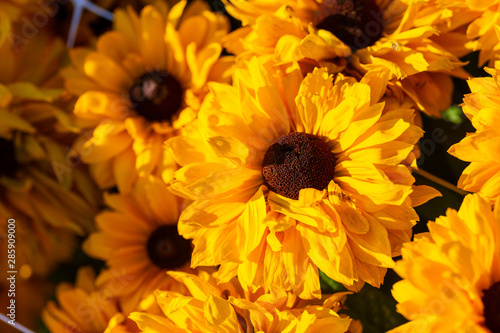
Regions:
[[129, 71, 183, 122], [0, 138, 18, 178], [315, 0, 383, 51], [261, 132, 336, 200], [483, 281, 500, 333], [146, 225, 192, 269]]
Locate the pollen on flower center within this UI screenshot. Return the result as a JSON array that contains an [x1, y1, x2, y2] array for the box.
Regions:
[[146, 225, 192, 269], [0, 138, 18, 178], [129, 71, 184, 122], [314, 0, 383, 51], [261, 132, 336, 200], [483, 281, 500, 333]]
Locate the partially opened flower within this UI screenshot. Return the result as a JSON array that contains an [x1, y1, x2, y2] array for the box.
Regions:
[[222, 0, 465, 116], [0, 30, 100, 278], [130, 270, 353, 332], [83, 175, 194, 314], [42, 266, 139, 333], [449, 61, 500, 202], [391, 194, 500, 333], [167, 59, 439, 298], [63, 0, 233, 193]]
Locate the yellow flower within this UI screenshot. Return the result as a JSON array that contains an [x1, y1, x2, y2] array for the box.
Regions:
[[42, 266, 139, 333], [448, 61, 500, 202], [83, 175, 194, 314], [63, 0, 233, 193], [166, 59, 439, 298], [397, 0, 478, 57], [0, 30, 100, 278], [224, 0, 464, 76], [390, 194, 500, 333], [130, 270, 353, 333], [400, 0, 500, 66], [223, 0, 466, 117], [463, 1, 500, 65]]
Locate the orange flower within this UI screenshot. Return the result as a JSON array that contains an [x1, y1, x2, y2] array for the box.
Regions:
[[63, 0, 233, 193], [167, 58, 439, 297]]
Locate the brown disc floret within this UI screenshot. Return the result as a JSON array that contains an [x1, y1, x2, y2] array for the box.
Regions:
[[314, 0, 384, 51], [0, 138, 18, 178], [146, 225, 192, 269], [129, 71, 184, 122], [262, 132, 336, 200], [483, 281, 500, 333]]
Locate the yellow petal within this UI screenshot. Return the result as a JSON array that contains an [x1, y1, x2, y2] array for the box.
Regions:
[[167, 135, 218, 166], [8, 82, 62, 101], [167, 271, 219, 301], [328, 182, 369, 234], [208, 136, 250, 164], [347, 213, 395, 268], [140, 5, 166, 69], [410, 185, 442, 207], [84, 52, 132, 93], [82, 128, 133, 163], [282, 227, 321, 299], [204, 294, 240, 333], [113, 148, 137, 194], [237, 186, 267, 257], [0, 109, 35, 134], [297, 224, 356, 286], [129, 312, 181, 333], [142, 175, 179, 223]]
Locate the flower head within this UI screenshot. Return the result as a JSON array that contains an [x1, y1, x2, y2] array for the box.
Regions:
[[0, 30, 100, 278], [42, 266, 139, 333], [83, 175, 194, 314], [222, 0, 465, 117], [448, 61, 500, 202], [391, 194, 500, 332], [63, 0, 233, 193], [224, 0, 464, 76], [167, 59, 439, 298]]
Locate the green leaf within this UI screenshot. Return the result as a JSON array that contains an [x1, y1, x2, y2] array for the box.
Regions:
[[341, 284, 407, 333], [442, 105, 464, 125], [319, 270, 347, 293]]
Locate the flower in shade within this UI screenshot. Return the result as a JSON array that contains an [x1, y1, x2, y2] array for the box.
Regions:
[[222, 0, 466, 116], [130, 270, 353, 332], [448, 61, 500, 202], [0, 275, 54, 331], [390, 194, 500, 333], [63, 0, 233, 193], [166, 58, 439, 298], [0, 0, 41, 45], [42, 266, 139, 333], [83, 175, 194, 314], [0, 30, 100, 278]]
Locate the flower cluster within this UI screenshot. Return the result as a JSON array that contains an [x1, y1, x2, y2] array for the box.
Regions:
[[0, 0, 499, 332]]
